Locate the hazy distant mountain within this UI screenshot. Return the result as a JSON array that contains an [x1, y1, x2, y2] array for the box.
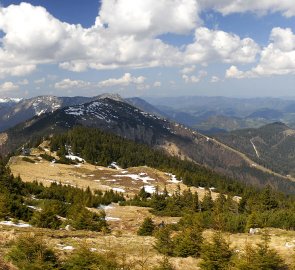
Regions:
[[145, 96, 295, 131]]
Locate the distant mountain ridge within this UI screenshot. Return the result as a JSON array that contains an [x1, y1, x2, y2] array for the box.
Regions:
[[145, 96, 295, 132]]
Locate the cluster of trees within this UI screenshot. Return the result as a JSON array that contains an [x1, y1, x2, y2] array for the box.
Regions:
[[0, 159, 124, 231], [49, 127, 248, 195], [3, 234, 176, 270], [154, 226, 291, 269], [126, 186, 295, 233]]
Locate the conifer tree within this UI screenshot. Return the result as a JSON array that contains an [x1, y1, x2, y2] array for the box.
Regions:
[[202, 191, 214, 212], [153, 256, 175, 270], [173, 227, 203, 257], [7, 234, 59, 270], [233, 230, 287, 270], [199, 231, 233, 270], [154, 227, 174, 256], [137, 217, 155, 236]]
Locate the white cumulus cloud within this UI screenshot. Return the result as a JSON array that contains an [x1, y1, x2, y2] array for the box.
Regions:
[[98, 73, 146, 88], [200, 0, 295, 17], [226, 27, 295, 79], [54, 79, 91, 90], [0, 81, 19, 92], [98, 0, 200, 36], [182, 70, 207, 83], [185, 27, 260, 65]]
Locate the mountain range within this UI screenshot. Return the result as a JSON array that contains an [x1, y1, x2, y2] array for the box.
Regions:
[[145, 96, 295, 132], [1, 94, 295, 194]]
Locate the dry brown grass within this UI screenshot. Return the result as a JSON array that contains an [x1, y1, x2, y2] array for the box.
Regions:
[[6, 151, 295, 269], [9, 153, 221, 200]]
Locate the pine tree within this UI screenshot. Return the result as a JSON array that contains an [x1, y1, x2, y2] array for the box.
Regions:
[[202, 191, 214, 212], [7, 234, 59, 270], [153, 256, 175, 270], [233, 231, 288, 270], [137, 217, 155, 236], [173, 227, 203, 257], [154, 227, 174, 256], [199, 231, 233, 270]]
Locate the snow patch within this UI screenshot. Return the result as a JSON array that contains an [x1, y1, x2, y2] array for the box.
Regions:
[[114, 173, 155, 184], [0, 221, 31, 228], [65, 154, 85, 163], [105, 216, 121, 221], [144, 185, 156, 194], [112, 187, 125, 193]]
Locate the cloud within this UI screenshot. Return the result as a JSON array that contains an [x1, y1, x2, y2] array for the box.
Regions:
[[211, 76, 221, 83], [0, 2, 264, 79], [226, 28, 295, 78], [34, 78, 46, 84], [200, 0, 295, 17], [98, 73, 146, 88], [54, 79, 91, 89], [0, 81, 19, 92], [182, 70, 207, 83], [180, 65, 196, 74], [18, 79, 29, 85], [98, 0, 200, 36], [153, 81, 162, 87], [185, 27, 260, 65], [225, 65, 246, 79]]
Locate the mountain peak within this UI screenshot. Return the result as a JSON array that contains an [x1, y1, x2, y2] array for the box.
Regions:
[[96, 93, 125, 102], [0, 98, 23, 103]]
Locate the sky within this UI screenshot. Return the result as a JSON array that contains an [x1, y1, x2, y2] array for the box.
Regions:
[[0, 0, 295, 98]]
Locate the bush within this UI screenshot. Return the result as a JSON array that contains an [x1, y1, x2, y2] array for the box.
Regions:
[[40, 154, 55, 162], [233, 231, 288, 270], [153, 256, 175, 270], [7, 234, 59, 270], [154, 227, 174, 256], [30, 203, 62, 229], [63, 245, 120, 270], [67, 204, 109, 232], [199, 231, 233, 270], [137, 217, 155, 236], [173, 227, 203, 257]]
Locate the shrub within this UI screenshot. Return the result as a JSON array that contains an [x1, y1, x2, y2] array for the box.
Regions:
[[7, 234, 59, 270], [137, 217, 155, 236]]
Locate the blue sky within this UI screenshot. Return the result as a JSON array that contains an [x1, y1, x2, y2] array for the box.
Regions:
[[0, 0, 295, 98]]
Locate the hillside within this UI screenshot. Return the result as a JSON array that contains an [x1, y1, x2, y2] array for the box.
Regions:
[[1, 97, 295, 194], [146, 96, 295, 132], [1, 128, 295, 269], [214, 122, 295, 177]]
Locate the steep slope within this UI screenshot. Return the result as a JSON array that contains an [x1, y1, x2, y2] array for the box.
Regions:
[[126, 97, 168, 118], [0, 95, 97, 132], [214, 122, 295, 176], [1, 97, 295, 193]]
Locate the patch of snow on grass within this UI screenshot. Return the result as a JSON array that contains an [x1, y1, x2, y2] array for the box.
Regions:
[[165, 173, 182, 183], [98, 204, 114, 210], [105, 217, 121, 221], [113, 173, 155, 184], [112, 187, 125, 193], [0, 221, 31, 228], [66, 154, 85, 163], [110, 162, 121, 170], [144, 185, 156, 194]]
